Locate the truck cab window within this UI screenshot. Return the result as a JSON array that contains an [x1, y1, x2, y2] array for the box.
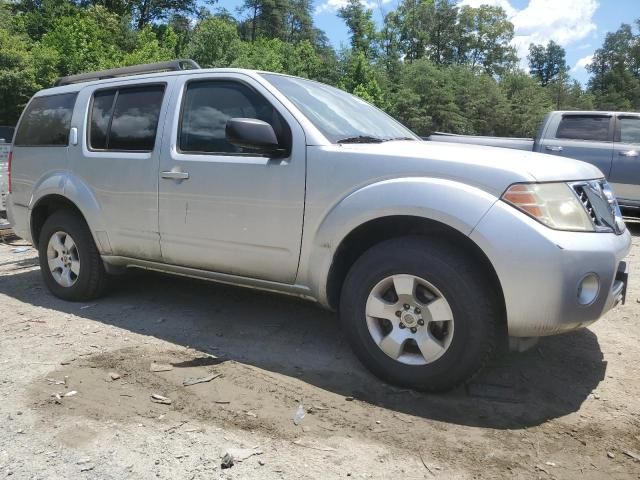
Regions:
[[556, 115, 611, 142], [617, 117, 640, 144]]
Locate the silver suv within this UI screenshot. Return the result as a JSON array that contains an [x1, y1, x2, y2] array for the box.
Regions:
[[7, 60, 631, 391]]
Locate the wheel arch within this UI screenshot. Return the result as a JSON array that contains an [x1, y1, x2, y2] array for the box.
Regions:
[[324, 215, 506, 331], [30, 195, 88, 249]]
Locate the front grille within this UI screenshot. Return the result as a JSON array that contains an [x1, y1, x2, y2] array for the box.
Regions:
[[570, 180, 624, 234], [574, 185, 598, 224]]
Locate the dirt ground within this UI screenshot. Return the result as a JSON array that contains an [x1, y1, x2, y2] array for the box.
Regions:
[[1, 225, 639, 480]]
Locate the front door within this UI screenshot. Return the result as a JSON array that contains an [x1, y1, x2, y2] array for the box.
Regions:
[[609, 115, 640, 204], [157, 73, 306, 284]]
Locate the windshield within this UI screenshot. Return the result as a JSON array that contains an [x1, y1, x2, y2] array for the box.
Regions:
[[262, 74, 418, 143]]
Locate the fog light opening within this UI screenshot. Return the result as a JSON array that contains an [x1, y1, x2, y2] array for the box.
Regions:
[[577, 273, 599, 306]]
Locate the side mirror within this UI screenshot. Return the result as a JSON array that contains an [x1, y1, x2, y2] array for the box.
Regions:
[[226, 118, 281, 153]]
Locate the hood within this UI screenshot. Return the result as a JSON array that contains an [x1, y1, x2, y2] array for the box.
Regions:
[[333, 140, 604, 196]]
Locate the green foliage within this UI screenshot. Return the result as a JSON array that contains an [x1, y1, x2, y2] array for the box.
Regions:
[[528, 40, 567, 86], [187, 16, 244, 67], [499, 72, 553, 137], [337, 0, 376, 58], [339, 51, 385, 107], [0, 0, 637, 138], [588, 21, 640, 110], [0, 28, 39, 124]]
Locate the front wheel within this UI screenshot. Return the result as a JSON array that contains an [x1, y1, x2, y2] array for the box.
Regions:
[[339, 236, 500, 392]]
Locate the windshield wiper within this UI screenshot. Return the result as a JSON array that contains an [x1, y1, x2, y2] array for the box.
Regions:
[[383, 136, 416, 141], [337, 135, 385, 144]]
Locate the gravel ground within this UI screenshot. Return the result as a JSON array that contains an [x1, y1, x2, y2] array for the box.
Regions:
[[1, 225, 639, 480]]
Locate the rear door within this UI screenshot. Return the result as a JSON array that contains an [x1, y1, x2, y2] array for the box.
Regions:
[[539, 113, 614, 177], [609, 114, 640, 205], [68, 79, 172, 260]]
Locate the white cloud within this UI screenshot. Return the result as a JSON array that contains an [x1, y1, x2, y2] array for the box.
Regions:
[[316, 0, 393, 15], [572, 54, 593, 72], [460, 0, 599, 66]]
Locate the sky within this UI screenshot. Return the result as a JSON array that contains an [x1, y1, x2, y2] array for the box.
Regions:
[[220, 0, 640, 85]]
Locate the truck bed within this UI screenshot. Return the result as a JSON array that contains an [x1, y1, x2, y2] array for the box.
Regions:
[[426, 132, 534, 151]]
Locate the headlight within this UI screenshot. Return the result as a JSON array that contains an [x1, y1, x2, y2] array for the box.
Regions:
[[502, 182, 594, 231]]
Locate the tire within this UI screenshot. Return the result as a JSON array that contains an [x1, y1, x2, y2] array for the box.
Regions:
[[339, 235, 500, 392], [38, 210, 110, 301]]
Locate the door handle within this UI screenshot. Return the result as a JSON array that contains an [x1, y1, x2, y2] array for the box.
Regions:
[[545, 145, 563, 152], [619, 150, 639, 157], [160, 170, 189, 180]]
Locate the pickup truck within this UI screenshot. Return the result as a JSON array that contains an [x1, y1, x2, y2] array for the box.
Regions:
[[429, 111, 640, 210]]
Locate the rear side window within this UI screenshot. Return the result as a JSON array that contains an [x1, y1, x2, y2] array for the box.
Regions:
[[556, 115, 611, 142], [14, 93, 77, 146], [89, 85, 165, 152], [616, 117, 640, 144]]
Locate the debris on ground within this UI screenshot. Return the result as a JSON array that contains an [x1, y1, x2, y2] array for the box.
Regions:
[[11, 247, 29, 254], [150, 394, 172, 405], [221, 453, 234, 469], [293, 404, 306, 425], [182, 372, 221, 386], [222, 448, 263, 468], [108, 372, 121, 381], [150, 362, 173, 372], [345, 396, 354, 401], [535, 465, 550, 474], [46, 378, 66, 385], [623, 450, 640, 461], [293, 439, 336, 452], [607, 452, 615, 459], [64, 391, 77, 397]]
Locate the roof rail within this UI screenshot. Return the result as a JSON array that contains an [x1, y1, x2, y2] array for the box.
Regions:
[[54, 59, 201, 87]]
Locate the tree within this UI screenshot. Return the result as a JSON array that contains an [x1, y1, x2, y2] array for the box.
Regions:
[[339, 51, 385, 107], [457, 5, 517, 75], [338, 0, 376, 58], [499, 71, 553, 137], [0, 28, 39, 124], [528, 40, 567, 86], [588, 20, 640, 110], [187, 16, 244, 67], [39, 7, 125, 75]]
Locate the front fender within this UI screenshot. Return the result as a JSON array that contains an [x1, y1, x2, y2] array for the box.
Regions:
[[298, 177, 499, 306], [29, 171, 108, 251]]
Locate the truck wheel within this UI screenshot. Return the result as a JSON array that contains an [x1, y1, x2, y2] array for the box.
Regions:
[[340, 236, 499, 392], [38, 210, 110, 301]]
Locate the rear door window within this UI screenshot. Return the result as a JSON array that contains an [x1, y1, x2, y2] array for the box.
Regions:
[[616, 117, 640, 144], [556, 115, 611, 142], [88, 85, 165, 152], [14, 93, 77, 146]]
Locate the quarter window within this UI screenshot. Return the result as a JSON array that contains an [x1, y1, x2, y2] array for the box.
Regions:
[[179, 80, 290, 155], [89, 85, 165, 151], [14, 93, 77, 146], [617, 117, 640, 144], [556, 115, 611, 142]]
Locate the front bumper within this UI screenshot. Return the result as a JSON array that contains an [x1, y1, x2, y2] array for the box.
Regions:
[[471, 200, 631, 337]]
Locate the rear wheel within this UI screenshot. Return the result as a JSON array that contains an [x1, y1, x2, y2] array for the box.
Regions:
[[339, 236, 500, 392], [38, 210, 110, 301]]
